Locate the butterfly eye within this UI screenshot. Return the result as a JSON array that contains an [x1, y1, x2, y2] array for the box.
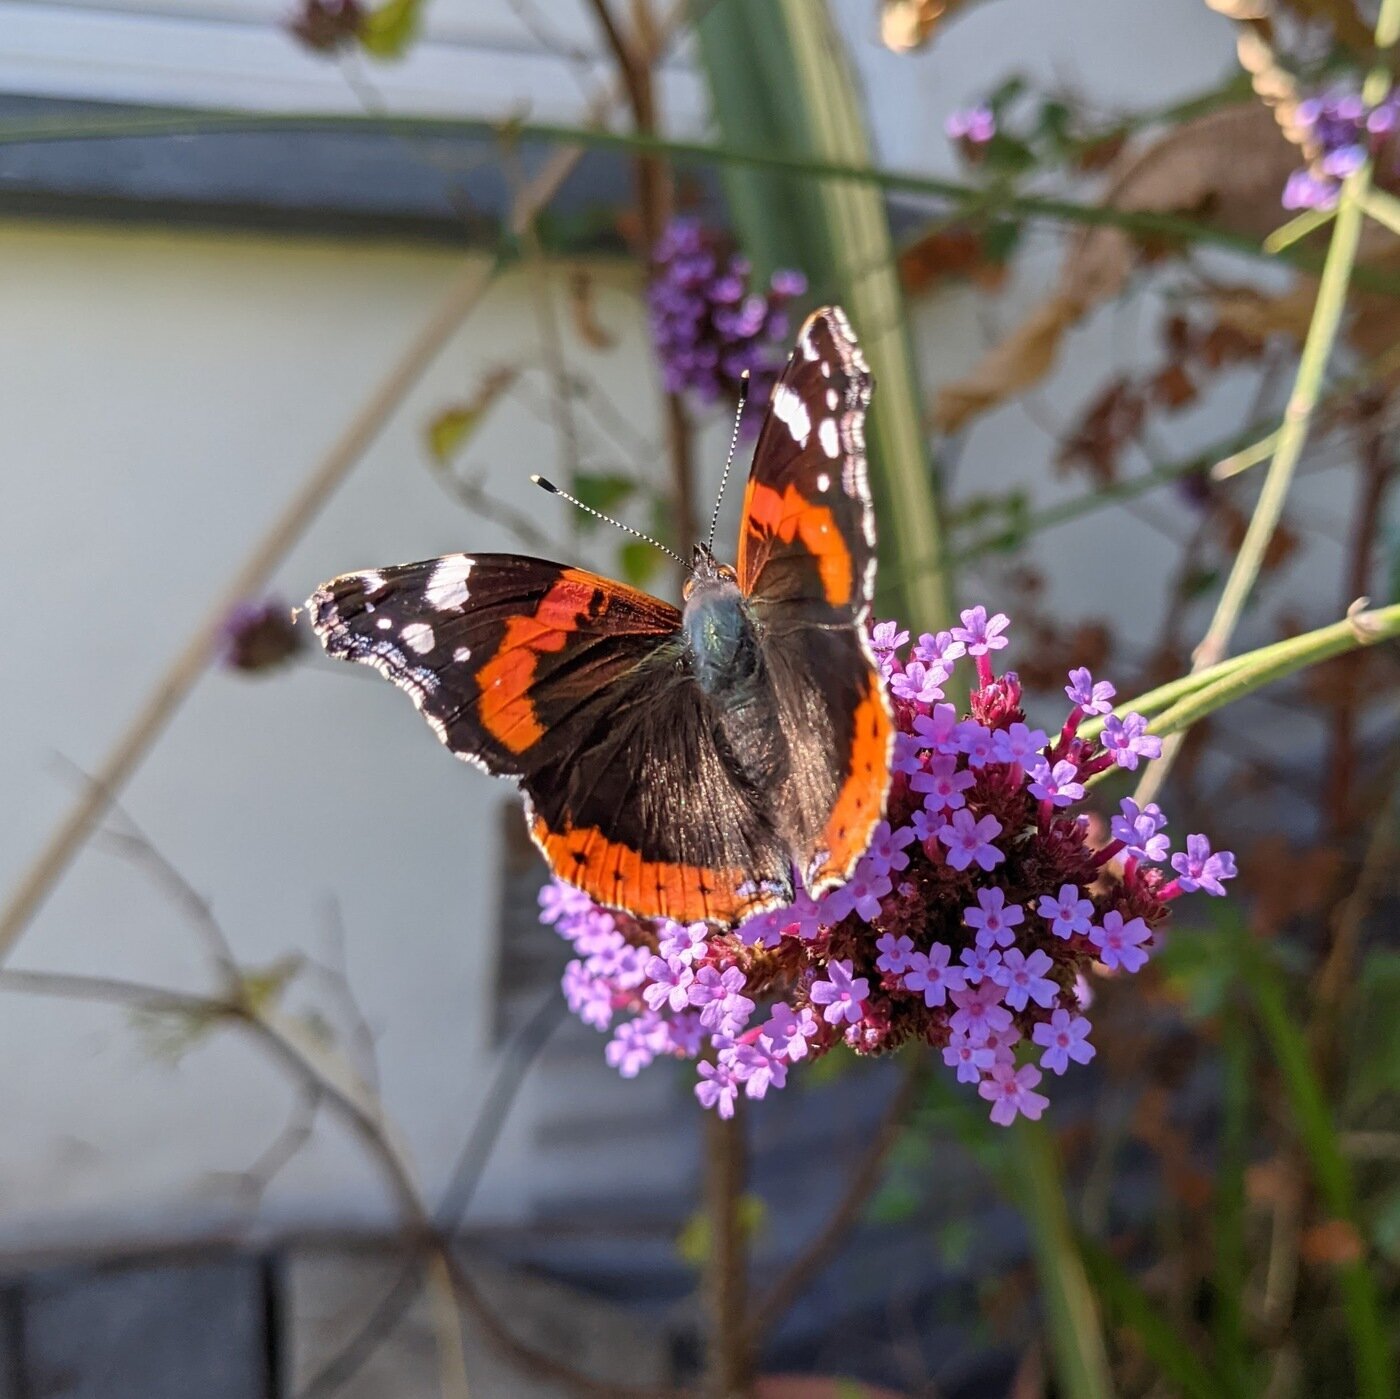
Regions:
[[716, 563, 739, 584]]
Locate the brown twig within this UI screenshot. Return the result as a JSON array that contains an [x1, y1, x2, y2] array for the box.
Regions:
[[585, 0, 698, 556], [702, 1105, 752, 1398], [748, 1053, 927, 1343]]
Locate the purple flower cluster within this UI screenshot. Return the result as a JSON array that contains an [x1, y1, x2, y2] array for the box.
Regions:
[[539, 608, 1236, 1126], [1284, 88, 1400, 210], [219, 597, 302, 673], [945, 104, 997, 161], [647, 218, 807, 413]]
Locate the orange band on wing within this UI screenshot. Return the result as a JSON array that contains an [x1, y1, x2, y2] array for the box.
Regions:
[[476, 570, 607, 753], [742, 481, 853, 607], [807, 677, 893, 893], [530, 816, 781, 926]]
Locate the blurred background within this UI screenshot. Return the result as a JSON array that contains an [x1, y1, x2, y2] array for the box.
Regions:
[[1, 0, 1397, 1395]]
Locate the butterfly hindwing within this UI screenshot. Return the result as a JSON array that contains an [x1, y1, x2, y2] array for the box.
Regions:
[[308, 553, 792, 924], [739, 308, 893, 893]]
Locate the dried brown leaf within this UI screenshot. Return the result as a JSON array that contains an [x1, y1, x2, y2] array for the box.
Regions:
[[568, 270, 616, 350], [933, 294, 1079, 433], [879, 0, 969, 52], [1300, 1218, 1365, 1266], [933, 103, 1299, 434]]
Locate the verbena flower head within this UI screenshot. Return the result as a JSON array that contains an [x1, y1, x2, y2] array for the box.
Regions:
[[1284, 87, 1400, 210], [539, 608, 1235, 1125], [219, 598, 302, 673], [647, 218, 806, 416]]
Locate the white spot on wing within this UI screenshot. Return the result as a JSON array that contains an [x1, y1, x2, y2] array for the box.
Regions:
[[376, 617, 392, 630], [453, 646, 472, 663], [819, 418, 839, 459], [826, 388, 838, 410], [816, 472, 830, 492], [772, 383, 811, 448], [358, 570, 387, 594], [402, 622, 435, 654], [425, 554, 473, 611]]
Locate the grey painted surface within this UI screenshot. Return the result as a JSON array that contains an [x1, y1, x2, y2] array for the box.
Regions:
[[22, 1256, 271, 1399]]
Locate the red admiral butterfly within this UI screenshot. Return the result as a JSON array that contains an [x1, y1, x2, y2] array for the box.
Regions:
[[308, 307, 893, 927]]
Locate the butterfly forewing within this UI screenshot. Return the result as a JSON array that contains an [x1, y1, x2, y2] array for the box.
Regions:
[[309, 553, 793, 924], [738, 308, 893, 894]]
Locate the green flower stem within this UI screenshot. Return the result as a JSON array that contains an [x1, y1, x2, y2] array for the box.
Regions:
[[1215, 1005, 1252, 1397], [1011, 1124, 1114, 1399], [7, 107, 1400, 292], [1080, 603, 1400, 758], [1246, 942, 1395, 1399], [1137, 0, 1400, 805]]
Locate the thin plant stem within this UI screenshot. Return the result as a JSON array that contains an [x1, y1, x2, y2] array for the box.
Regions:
[[6, 110, 1400, 292], [1136, 0, 1400, 805], [702, 1105, 752, 1398]]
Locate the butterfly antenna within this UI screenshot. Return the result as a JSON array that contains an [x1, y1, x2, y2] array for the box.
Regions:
[[706, 370, 749, 553], [531, 476, 690, 568]]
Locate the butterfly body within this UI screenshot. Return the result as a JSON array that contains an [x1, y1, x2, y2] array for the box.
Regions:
[[309, 307, 892, 927]]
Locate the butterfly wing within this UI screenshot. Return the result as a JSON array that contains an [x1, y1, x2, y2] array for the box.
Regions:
[[737, 307, 894, 893], [308, 554, 792, 924]]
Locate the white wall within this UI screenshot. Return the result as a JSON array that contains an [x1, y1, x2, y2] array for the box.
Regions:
[[0, 0, 1353, 1246]]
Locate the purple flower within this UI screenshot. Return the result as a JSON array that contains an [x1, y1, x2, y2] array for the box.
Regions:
[[955, 720, 995, 767], [979, 1063, 1050, 1125], [606, 1016, 660, 1078], [1028, 759, 1085, 807], [869, 620, 909, 654], [1037, 883, 1095, 940], [659, 920, 710, 963], [810, 958, 870, 1025], [220, 597, 301, 672], [913, 629, 967, 669], [695, 1060, 740, 1118], [724, 1040, 788, 1099], [911, 754, 976, 813], [949, 983, 1013, 1041], [890, 660, 944, 707], [1100, 712, 1162, 770], [1170, 834, 1238, 896], [1032, 1009, 1095, 1075], [1065, 667, 1116, 716], [562, 961, 614, 1029], [911, 703, 960, 754], [959, 943, 1003, 986], [938, 810, 1005, 872], [649, 217, 805, 409], [943, 1033, 984, 1085], [1112, 798, 1170, 863], [539, 879, 594, 929], [902, 943, 967, 1007], [946, 103, 996, 145], [862, 820, 918, 876], [963, 887, 1024, 949], [643, 955, 695, 1013], [737, 908, 783, 948], [910, 807, 946, 843], [691, 965, 755, 1034], [785, 890, 826, 940], [994, 947, 1059, 1010], [760, 1002, 819, 1061], [952, 605, 1010, 656], [1090, 911, 1151, 973], [891, 731, 925, 775], [843, 867, 893, 921], [992, 721, 1047, 767], [970, 1025, 1019, 1070], [875, 931, 916, 974]]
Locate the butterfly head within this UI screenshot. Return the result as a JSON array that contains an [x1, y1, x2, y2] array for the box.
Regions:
[[684, 543, 738, 599]]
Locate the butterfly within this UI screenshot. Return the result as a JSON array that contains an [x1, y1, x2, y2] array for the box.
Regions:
[[307, 306, 893, 928]]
